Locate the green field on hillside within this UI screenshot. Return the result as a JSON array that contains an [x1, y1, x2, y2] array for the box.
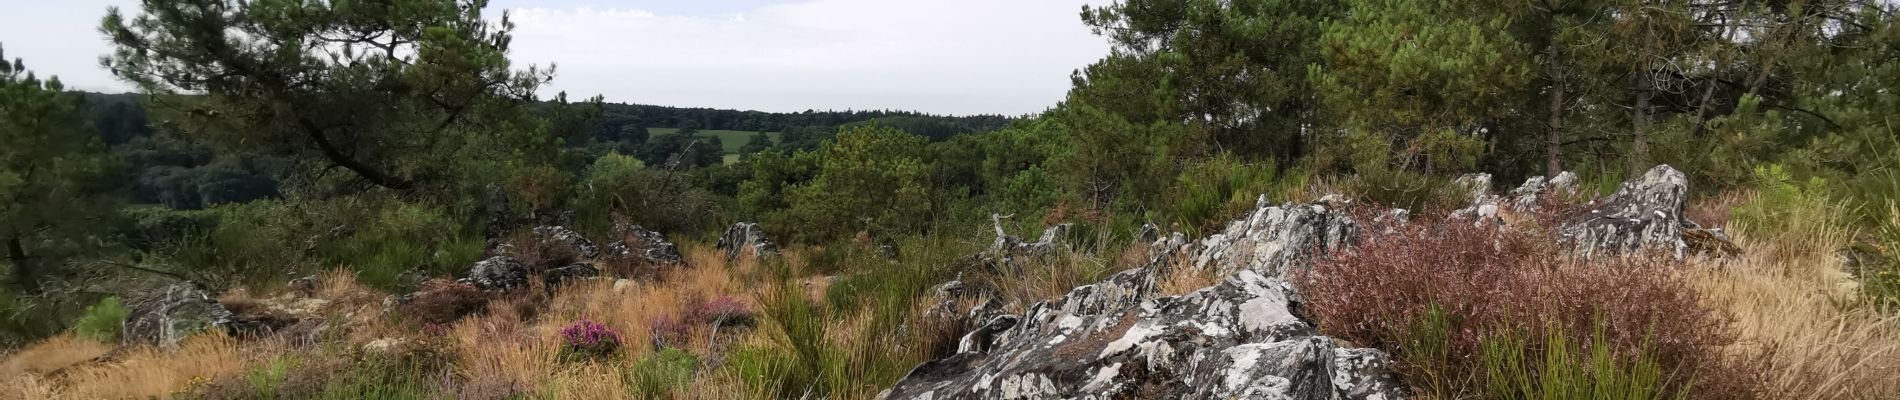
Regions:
[[649, 128, 780, 154]]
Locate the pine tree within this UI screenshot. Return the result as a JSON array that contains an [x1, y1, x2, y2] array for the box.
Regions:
[[99, 0, 554, 192], [0, 45, 114, 295]]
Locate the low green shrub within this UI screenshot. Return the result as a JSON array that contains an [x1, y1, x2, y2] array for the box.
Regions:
[[625, 347, 697, 399], [1731, 164, 1849, 247], [72, 296, 128, 342]]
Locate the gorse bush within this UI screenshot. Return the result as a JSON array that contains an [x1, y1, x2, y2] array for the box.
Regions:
[[1296, 218, 1761, 399], [71, 296, 127, 342]]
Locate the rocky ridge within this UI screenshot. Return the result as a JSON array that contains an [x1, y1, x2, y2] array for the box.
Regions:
[[880, 165, 1734, 400]]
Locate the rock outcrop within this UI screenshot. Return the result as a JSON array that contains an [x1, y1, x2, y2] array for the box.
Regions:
[[1189, 196, 1358, 279], [122, 284, 231, 348], [985, 214, 1074, 263], [465, 256, 530, 291], [1505, 171, 1579, 210], [716, 222, 777, 260], [532, 225, 600, 259], [885, 197, 1398, 400], [606, 223, 682, 265], [880, 268, 1403, 400], [1557, 165, 1693, 259]]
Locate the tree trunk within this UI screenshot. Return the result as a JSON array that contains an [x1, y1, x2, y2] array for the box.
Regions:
[[6, 236, 36, 295], [1632, 72, 1654, 176], [1545, 40, 1567, 178]]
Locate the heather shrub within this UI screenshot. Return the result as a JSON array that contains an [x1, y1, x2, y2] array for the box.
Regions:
[[72, 296, 127, 342], [1296, 220, 1760, 399], [557, 319, 622, 362], [689, 295, 754, 328], [399, 279, 489, 326], [646, 316, 690, 350]]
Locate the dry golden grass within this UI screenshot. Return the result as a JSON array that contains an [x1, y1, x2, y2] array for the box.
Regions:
[[52, 333, 246, 399], [0, 334, 112, 376], [446, 245, 768, 398], [1692, 232, 1900, 400]]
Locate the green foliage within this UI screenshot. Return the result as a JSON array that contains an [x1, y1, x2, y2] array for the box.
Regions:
[[0, 44, 117, 299], [101, 0, 555, 193], [1731, 164, 1846, 245], [1166, 154, 1304, 234], [639, 132, 726, 168], [72, 296, 128, 342], [573, 152, 718, 234], [312, 355, 442, 400], [150, 195, 478, 292], [765, 125, 935, 243], [315, 202, 483, 292], [243, 354, 303, 400], [625, 347, 697, 399], [1480, 323, 1684, 400], [1861, 204, 1900, 311]]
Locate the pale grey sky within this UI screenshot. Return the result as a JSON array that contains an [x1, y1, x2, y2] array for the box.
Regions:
[[0, 0, 1111, 115]]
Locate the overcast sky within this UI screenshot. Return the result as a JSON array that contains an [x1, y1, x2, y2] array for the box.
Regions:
[[0, 0, 1110, 116]]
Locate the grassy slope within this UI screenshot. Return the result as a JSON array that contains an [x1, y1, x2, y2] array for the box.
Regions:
[[648, 128, 781, 154]]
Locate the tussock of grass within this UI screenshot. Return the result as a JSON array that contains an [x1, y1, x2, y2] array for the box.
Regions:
[[54, 333, 245, 399], [0, 334, 112, 379], [1690, 233, 1900, 400]]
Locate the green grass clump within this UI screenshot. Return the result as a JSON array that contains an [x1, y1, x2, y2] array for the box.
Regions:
[[243, 354, 303, 400], [1481, 323, 1684, 400], [73, 296, 128, 342], [626, 347, 698, 399]]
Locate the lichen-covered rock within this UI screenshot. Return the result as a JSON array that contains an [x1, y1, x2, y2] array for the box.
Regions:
[[1190, 196, 1358, 279], [532, 225, 600, 260], [122, 284, 231, 348], [985, 214, 1075, 264], [465, 256, 530, 291], [716, 222, 777, 260], [1558, 165, 1693, 259], [543, 263, 600, 287], [606, 223, 682, 264], [879, 269, 1402, 400], [1505, 171, 1579, 210]]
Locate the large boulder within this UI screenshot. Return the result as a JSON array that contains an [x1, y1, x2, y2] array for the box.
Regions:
[[606, 223, 682, 264], [1558, 165, 1692, 259], [879, 268, 1403, 400], [121, 284, 232, 348], [1190, 196, 1358, 279], [715, 222, 777, 260], [465, 256, 530, 291], [531, 225, 600, 260]]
